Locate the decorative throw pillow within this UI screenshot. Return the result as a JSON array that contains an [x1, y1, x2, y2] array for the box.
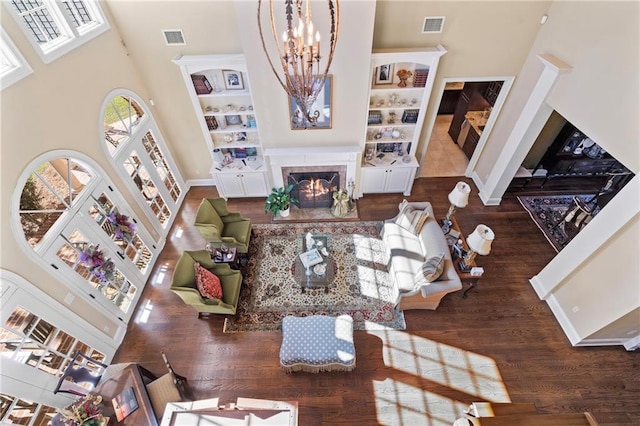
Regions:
[[395, 201, 430, 235], [193, 262, 223, 299], [414, 253, 445, 288]]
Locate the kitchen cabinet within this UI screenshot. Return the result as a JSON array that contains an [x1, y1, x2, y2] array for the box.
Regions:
[[437, 83, 462, 115], [448, 91, 470, 142], [173, 54, 266, 198], [362, 47, 446, 196], [360, 166, 416, 195], [215, 171, 268, 198], [462, 126, 480, 160], [448, 82, 495, 142], [484, 81, 503, 106]]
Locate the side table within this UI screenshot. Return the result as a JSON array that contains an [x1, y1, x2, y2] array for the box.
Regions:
[[447, 217, 482, 298], [211, 247, 241, 270]]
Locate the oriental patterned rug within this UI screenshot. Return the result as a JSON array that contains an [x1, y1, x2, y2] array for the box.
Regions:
[[223, 221, 405, 333], [517, 194, 598, 253]]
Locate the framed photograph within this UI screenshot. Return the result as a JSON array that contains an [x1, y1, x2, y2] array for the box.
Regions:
[[225, 114, 242, 126], [222, 70, 244, 90], [375, 64, 394, 85], [289, 75, 332, 130]]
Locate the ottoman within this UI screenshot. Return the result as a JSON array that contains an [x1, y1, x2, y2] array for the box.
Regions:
[[280, 315, 356, 373]]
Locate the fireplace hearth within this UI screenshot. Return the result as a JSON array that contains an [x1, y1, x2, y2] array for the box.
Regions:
[[288, 171, 339, 208]]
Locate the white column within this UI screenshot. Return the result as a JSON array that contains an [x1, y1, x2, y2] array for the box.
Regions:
[[478, 54, 572, 205]]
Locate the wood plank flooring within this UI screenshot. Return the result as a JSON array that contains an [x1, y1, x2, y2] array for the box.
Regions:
[[113, 177, 639, 425]]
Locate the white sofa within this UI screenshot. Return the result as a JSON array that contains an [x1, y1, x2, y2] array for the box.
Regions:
[[381, 201, 462, 310]]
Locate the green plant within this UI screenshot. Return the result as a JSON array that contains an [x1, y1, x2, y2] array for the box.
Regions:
[[264, 184, 298, 216]]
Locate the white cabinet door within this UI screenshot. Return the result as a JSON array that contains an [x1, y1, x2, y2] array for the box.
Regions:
[[216, 173, 245, 198], [216, 172, 268, 198], [386, 167, 415, 194], [241, 172, 268, 197], [360, 168, 387, 193], [361, 167, 416, 194]]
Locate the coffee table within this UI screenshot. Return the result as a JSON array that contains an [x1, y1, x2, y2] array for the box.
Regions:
[[293, 233, 335, 293]]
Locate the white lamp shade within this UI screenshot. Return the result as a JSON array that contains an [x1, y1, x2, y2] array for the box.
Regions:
[[448, 181, 471, 208], [466, 224, 494, 255]]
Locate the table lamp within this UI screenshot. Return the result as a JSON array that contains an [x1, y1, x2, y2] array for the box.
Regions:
[[460, 224, 494, 271], [442, 181, 471, 231]]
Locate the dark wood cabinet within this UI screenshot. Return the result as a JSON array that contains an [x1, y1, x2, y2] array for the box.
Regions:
[[448, 92, 470, 142], [438, 88, 462, 115], [462, 126, 480, 159], [532, 122, 632, 185], [484, 81, 503, 106]]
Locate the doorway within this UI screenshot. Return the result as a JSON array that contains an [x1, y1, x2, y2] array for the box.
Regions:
[[420, 78, 505, 177]]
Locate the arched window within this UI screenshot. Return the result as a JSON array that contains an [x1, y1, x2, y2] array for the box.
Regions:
[[101, 91, 185, 234], [13, 152, 158, 324]]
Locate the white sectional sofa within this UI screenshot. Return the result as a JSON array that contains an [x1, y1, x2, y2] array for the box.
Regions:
[[381, 201, 462, 310]]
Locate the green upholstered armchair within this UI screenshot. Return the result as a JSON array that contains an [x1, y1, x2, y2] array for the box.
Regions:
[[170, 250, 242, 317], [194, 198, 252, 253]]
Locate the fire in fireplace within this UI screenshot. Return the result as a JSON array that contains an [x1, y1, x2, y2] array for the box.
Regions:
[[288, 172, 339, 208]]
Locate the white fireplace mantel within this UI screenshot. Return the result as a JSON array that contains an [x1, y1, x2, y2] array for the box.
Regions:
[[264, 146, 361, 189]]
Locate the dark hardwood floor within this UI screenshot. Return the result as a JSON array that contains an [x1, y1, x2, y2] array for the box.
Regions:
[[113, 177, 639, 425]]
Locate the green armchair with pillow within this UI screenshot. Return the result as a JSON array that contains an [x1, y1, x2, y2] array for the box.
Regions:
[[194, 198, 252, 253], [170, 250, 242, 317]]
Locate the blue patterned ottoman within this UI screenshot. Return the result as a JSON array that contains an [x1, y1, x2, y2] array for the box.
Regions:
[[280, 315, 356, 373]]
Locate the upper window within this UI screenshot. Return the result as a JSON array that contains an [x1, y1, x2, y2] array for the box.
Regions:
[[5, 0, 109, 64], [1, 27, 32, 90]]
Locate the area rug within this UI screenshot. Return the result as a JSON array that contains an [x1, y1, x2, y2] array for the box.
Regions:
[[223, 221, 405, 333], [517, 194, 598, 253]]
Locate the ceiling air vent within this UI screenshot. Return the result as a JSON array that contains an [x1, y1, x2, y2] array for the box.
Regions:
[[162, 29, 186, 46], [422, 17, 445, 34]]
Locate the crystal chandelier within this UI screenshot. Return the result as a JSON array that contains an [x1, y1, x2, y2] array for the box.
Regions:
[[258, 0, 339, 129]]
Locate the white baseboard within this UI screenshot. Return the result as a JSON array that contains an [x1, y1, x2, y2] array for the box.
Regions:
[[472, 172, 502, 206], [529, 275, 550, 299], [544, 294, 582, 345], [187, 178, 216, 187], [623, 335, 640, 351]]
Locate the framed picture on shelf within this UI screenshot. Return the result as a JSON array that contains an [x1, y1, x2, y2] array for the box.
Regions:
[[289, 75, 332, 130], [375, 64, 394, 85], [222, 70, 244, 90], [225, 114, 242, 126]]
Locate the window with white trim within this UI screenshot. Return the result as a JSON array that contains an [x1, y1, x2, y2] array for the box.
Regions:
[[5, 0, 109, 64], [0, 27, 32, 90]]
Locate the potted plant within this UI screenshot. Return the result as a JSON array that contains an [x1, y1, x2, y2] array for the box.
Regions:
[[265, 184, 297, 217]]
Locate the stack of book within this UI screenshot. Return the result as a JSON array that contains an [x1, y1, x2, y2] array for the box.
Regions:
[[413, 69, 429, 87], [368, 110, 383, 125], [205, 116, 218, 130], [401, 109, 420, 124], [191, 74, 213, 94]]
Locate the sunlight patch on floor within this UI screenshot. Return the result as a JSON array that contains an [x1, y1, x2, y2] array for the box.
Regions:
[[369, 330, 511, 425], [353, 234, 394, 303], [374, 379, 468, 426]]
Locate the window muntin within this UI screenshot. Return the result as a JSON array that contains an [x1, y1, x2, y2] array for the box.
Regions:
[[141, 132, 181, 202], [54, 227, 136, 313], [19, 158, 92, 249], [0, 306, 106, 377], [104, 95, 145, 155], [6, 0, 109, 64], [86, 192, 153, 275], [124, 150, 171, 226]]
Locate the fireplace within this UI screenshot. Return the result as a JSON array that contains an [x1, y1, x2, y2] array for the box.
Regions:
[[267, 146, 359, 202], [281, 165, 347, 209], [288, 171, 340, 208]]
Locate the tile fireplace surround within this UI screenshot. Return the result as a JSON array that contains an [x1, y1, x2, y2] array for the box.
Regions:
[[265, 146, 361, 195]]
